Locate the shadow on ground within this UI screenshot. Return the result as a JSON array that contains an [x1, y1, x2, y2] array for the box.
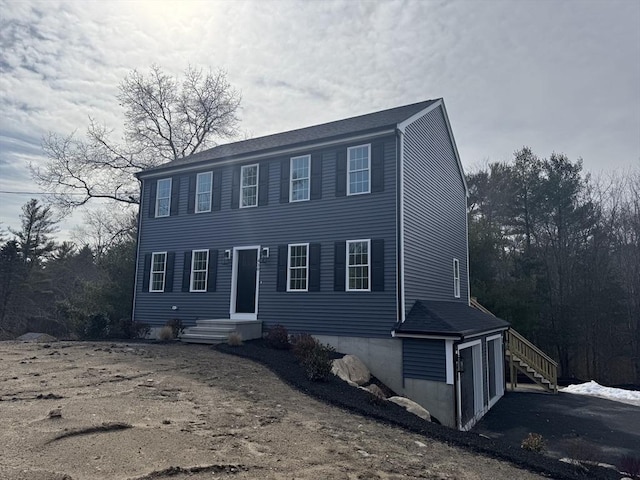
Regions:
[[473, 390, 640, 467]]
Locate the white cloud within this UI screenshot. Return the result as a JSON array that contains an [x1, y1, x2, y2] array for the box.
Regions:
[[1, 0, 639, 238]]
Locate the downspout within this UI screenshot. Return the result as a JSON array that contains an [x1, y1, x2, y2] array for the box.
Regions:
[[130, 178, 144, 328], [453, 338, 462, 430], [396, 128, 406, 323]]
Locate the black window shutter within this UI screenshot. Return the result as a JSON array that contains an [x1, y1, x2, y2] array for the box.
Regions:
[[371, 142, 384, 193], [212, 172, 222, 211], [165, 252, 175, 292], [207, 249, 218, 292], [142, 253, 151, 290], [371, 239, 385, 291], [276, 245, 287, 292], [187, 174, 196, 214], [280, 159, 290, 203], [258, 163, 269, 206], [310, 153, 322, 200], [231, 167, 240, 209], [170, 176, 180, 216], [335, 150, 347, 197], [148, 181, 157, 218], [334, 241, 346, 291], [309, 243, 321, 291], [182, 251, 192, 292]]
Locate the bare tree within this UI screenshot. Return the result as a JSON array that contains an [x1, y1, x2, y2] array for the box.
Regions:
[[72, 208, 138, 259], [32, 65, 241, 211]]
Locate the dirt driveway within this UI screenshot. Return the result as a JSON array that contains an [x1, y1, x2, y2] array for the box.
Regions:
[[0, 341, 546, 480]]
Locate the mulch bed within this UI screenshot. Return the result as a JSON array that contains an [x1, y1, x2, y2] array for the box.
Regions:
[[216, 339, 618, 480]]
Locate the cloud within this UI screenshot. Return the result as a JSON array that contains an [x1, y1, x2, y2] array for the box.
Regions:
[[1, 0, 639, 239]]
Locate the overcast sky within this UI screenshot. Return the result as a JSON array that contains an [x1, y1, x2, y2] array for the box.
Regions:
[[1, 0, 639, 239]]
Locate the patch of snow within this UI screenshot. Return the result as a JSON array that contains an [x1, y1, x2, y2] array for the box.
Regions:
[[561, 380, 640, 407]]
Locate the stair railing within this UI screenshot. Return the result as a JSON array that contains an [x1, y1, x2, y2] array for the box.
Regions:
[[506, 328, 558, 393]]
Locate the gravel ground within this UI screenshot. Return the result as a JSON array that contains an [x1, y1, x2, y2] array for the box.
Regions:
[[0, 340, 554, 480], [217, 339, 620, 480]]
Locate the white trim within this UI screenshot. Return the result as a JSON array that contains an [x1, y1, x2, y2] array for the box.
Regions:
[[445, 339, 454, 385], [189, 249, 209, 292], [229, 245, 260, 320], [456, 339, 485, 431], [453, 258, 460, 298], [240, 164, 259, 208], [397, 99, 468, 194], [155, 178, 171, 217], [149, 251, 167, 292], [398, 130, 406, 322], [195, 172, 213, 213], [286, 243, 309, 292], [139, 130, 395, 179], [346, 144, 371, 196], [289, 155, 310, 203], [486, 334, 505, 408], [463, 327, 509, 340], [392, 331, 461, 340], [346, 239, 371, 292]]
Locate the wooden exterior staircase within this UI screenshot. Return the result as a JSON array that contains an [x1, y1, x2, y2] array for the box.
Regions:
[[505, 329, 558, 393], [470, 298, 558, 394]]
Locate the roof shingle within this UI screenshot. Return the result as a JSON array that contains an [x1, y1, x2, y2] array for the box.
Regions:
[[394, 300, 510, 338], [141, 99, 439, 174]]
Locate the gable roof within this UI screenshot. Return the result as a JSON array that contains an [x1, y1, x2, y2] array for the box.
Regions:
[[139, 99, 440, 176], [393, 300, 509, 339]]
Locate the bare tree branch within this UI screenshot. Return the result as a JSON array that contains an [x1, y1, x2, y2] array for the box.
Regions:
[[33, 65, 241, 210]]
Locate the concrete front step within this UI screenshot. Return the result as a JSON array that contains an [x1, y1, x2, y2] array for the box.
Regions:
[[181, 319, 262, 344]]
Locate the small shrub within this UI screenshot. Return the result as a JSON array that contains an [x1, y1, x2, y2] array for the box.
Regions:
[[133, 322, 151, 339], [166, 318, 184, 338], [521, 432, 546, 452], [158, 325, 174, 341], [291, 333, 317, 361], [227, 332, 243, 346], [265, 324, 290, 350], [620, 455, 640, 478], [301, 342, 334, 381]]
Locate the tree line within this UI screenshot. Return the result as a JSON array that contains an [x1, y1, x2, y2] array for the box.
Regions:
[[0, 200, 139, 340], [468, 148, 639, 385]]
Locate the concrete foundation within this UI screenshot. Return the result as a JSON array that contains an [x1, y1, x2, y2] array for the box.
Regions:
[[403, 378, 455, 428]]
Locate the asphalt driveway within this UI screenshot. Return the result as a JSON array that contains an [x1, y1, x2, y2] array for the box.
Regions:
[[473, 390, 640, 467]]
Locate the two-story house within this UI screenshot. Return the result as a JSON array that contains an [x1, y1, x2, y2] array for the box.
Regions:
[[132, 98, 509, 430]]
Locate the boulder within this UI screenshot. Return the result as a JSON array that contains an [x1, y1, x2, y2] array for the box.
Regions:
[[388, 396, 431, 422], [365, 383, 386, 399], [331, 355, 371, 386]]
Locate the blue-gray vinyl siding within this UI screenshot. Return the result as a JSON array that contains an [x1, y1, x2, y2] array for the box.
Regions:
[[403, 105, 468, 313], [134, 134, 398, 337], [403, 338, 446, 382]]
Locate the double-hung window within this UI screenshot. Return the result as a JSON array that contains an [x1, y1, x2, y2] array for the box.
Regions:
[[241, 164, 258, 208], [195, 172, 213, 213], [453, 258, 460, 298], [155, 178, 172, 217], [346, 239, 370, 291], [290, 155, 310, 202], [287, 243, 309, 291], [190, 250, 209, 292], [347, 144, 370, 195], [150, 252, 167, 292]]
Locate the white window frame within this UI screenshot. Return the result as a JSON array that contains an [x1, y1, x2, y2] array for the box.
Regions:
[[486, 334, 505, 408], [346, 239, 371, 292], [190, 249, 209, 292], [347, 144, 371, 196], [287, 243, 309, 292], [289, 155, 311, 202], [149, 252, 167, 292], [195, 172, 213, 213], [240, 164, 259, 208], [453, 258, 461, 298], [155, 178, 172, 217]]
